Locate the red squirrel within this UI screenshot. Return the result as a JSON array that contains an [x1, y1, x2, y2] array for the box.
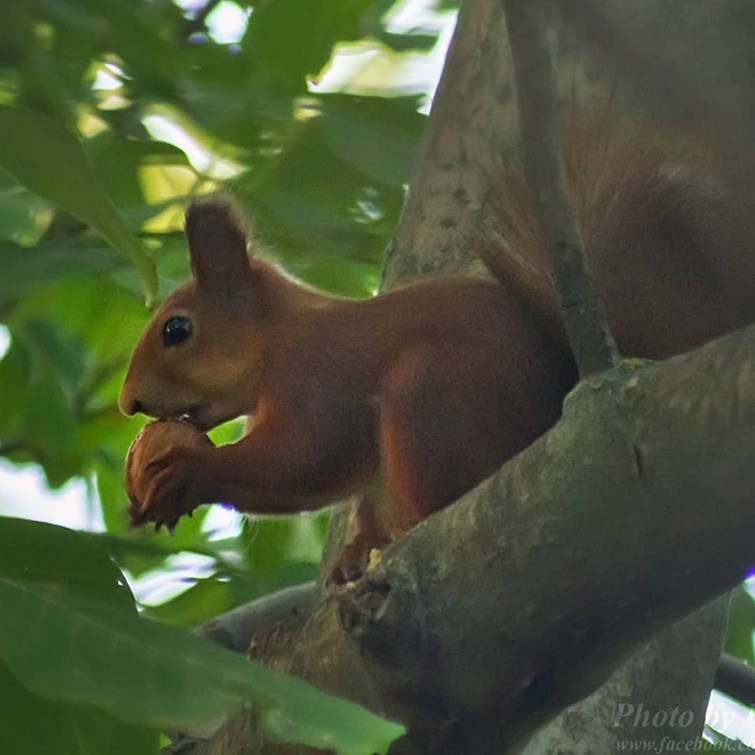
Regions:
[[120, 108, 755, 585]]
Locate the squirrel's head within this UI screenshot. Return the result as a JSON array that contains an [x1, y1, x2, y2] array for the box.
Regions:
[[119, 199, 270, 430]]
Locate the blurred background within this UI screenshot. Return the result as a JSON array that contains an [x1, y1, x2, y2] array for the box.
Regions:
[[0, 0, 753, 747]]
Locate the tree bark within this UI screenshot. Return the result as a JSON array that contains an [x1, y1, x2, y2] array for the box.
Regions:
[[524, 599, 728, 755]]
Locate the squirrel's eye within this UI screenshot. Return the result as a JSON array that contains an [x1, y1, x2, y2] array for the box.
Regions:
[[162, 316, 193, 347]]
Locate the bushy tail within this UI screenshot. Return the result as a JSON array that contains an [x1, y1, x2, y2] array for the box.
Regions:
[[481, 104, 755, 359]]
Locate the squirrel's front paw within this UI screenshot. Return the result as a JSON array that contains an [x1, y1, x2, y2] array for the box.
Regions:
[[125, 419, 212, 531]]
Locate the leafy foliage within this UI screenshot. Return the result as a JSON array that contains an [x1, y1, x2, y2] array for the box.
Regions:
[[0, 105, 158, 303], [0, 0, 450, 748], [0, 518, 403, 754], [0, 517, 158, 754]]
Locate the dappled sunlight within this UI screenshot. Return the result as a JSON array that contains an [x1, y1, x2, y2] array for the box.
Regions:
[[0, 460, 103, 531]]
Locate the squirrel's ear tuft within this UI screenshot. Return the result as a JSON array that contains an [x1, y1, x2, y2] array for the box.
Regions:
[[185, 197, 253, 302]]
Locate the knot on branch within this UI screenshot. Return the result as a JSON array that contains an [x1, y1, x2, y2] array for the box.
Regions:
[[336, 573, 425, 673]]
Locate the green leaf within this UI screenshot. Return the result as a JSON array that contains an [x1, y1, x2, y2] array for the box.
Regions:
[[725, 585, 755, 665], [0, 519, 157, 753], [233, 110, 404, 294], [0, 578, 404, 753], [0, 319, 102, 484], [244, 0, 374, 90], [85, 132, 193, 213], [239, 517, 298, 573], [17, 318, 89, 400], [9, 275, 147, 372], [91, 529, 233, 578], [0, 238, 124, 307], [0, 660, 158, 755], [0, 105, 158, 305], [0, 337, 32, 437], [239, 512, 325, 565], [0, 518, 402, 751], [319, 93, 425, 187], [140, 575, 239, 627], [0, 175, 52, 246], [0, 327, 80, 483], [0, 517, 135, 610]]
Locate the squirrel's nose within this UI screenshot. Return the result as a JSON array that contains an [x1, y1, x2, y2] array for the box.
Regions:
[[118, 387, 143, 417]]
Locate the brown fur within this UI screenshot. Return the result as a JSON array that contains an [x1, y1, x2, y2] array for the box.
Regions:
[[489, 108, 755, 357], [120, 110, 755, 584]]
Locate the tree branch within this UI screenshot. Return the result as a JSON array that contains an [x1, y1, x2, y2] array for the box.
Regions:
[[715, 654, 755, 708], [198, 582, 317, 654], [500, 0, 619, 376]]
